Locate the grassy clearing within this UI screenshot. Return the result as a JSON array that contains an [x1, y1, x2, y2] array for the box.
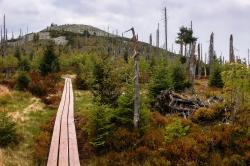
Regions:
[[0, 91, 33, 114], [74, 90, 94, 116], [0, 87, 57, 166], [193, 79, 223, 99]]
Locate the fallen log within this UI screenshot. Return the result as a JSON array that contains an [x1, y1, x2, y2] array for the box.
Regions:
[[154, 90, 207, 117]]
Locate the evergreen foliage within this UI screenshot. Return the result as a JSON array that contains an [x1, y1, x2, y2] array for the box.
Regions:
[[209, 63, 224, 88], [39, 43, 60, 76], [164, 119, 190, 143], [19, 57, 31, 72], [16, 72, 30, 91], [222, 63, 250, 108], [149, 60, 171, 102], [75, 55, 93, 90], [170, 63, 187, 91], [14, 47, 22, 60], [149, 60, 189, 103], [89, 105, 114, 152], [92, 59, 121, 107], [0, 111, 18, 147]]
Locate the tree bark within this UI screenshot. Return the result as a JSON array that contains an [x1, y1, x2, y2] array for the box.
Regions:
[[189, 42, 196, 85], [180, 43, 183, 56], [209, 32, 214, 74], [229, 34, 235, 63], [125, 27, 140, 128], [164, 7, 168, 52], [134, 59, 140, 128], [198, 43, 201, 79]]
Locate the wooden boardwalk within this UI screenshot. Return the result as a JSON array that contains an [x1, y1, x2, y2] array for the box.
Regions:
[[47, 78, 80, 166]]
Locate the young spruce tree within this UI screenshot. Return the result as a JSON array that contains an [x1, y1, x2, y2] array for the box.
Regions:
[[39, 43, 60, 76]]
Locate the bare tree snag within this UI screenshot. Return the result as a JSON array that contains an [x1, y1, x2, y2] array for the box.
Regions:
[[149, 33, 152, 45], [147, 33, 152, 61], [164, 7, 168, 52], [1, 14, 6, 58], [198, 43, 201, 79], [229, 34, 235, 63], [204, 53, 207, 77], [248, 48, 250, 67], [209, 32, 214, 74], [189, 42, 196, 85], [125, 27, 140, 128], [188, 21, 193, 57], [156, 23, 160, 57]]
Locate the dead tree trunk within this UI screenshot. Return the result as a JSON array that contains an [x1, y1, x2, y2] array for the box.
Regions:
[[164, 7, 168, 53], [0, 28, 2, 65], [156, 23, 160, 57], [201, 43, 204, 77], [204, 53, 207, 77], [232, 88, 240, 124], [147, 33, 152, 61], [209, 32, 214, 74], [1, 14, 6, 58], [189, 42, 196, 85], [184, 44, 187, 57], [180, 43, 183, 56], [197, 43, 201, 79], [149, 33, 152, 45], [248, 49, 250, 67], [229, 34, 235, 63], [125, 27, 140, 128]]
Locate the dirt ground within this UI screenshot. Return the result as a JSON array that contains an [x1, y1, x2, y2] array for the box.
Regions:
[[0, 149, 3, 166], [0, 85, 10, 97]]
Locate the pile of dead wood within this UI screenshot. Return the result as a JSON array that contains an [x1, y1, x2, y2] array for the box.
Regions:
[[154, 90, 222, 117]]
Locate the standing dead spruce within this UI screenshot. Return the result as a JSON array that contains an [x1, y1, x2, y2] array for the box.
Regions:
[[124, 27, 140, 128]]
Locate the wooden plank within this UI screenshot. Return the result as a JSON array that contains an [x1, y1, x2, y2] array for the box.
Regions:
[[47, 79, 69, 166], [68, 79, 80, 166], [47, 78, 80, 166], [58, 79, 70, 166]]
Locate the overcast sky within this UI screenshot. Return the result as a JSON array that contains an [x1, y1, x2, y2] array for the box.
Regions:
[[0, 0, 249, 61]]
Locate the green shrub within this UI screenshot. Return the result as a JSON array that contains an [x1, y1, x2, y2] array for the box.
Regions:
[[179, 56, 187, 64], [75, 62, 93, 90], [14, 47, 22, 60], [0, 111, 18, 147], [89, 105, 114, 153], [92, 59, 121, 107], [18, 57, 31, 72], [149, 61, 189, 104], [149, 61, 170, 102], [39, 43, 60, 76], [209, 63, 224, 88], [164, 119, 190, 143], [89, 89, 150, 153], [114, 84, 149, 130], [170, 63, 187, 91], [16, 72, 30, 91]]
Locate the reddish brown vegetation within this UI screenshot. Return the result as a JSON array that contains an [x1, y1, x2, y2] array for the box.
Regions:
[[0, 79, 16, 89], [74, 111, 250, 165], [75, 115, 94, 163], [29, 72, 61, 98], [34, 116, 55, 165], [41, 95, 61, 108]]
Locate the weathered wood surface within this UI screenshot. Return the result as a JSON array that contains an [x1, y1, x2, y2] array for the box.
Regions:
[[47, 78, 80, 166]]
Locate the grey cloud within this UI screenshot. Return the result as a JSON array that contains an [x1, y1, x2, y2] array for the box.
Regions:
[[0, 0, 249, 60]]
